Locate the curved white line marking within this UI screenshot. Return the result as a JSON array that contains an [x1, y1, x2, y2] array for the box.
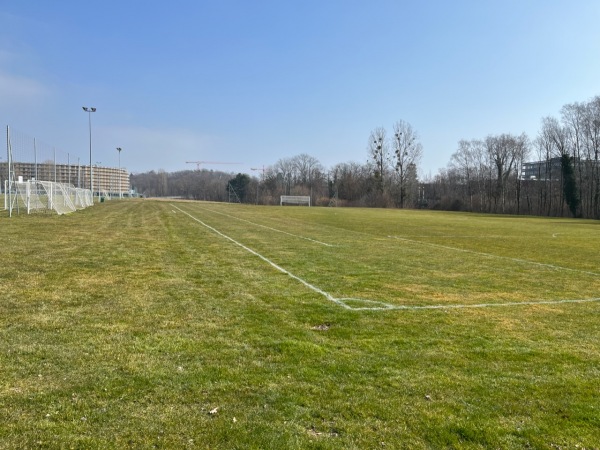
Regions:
[[173, 204, 600, 311]]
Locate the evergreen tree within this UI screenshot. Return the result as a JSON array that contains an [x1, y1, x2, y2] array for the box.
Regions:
[[561, 154, 580, 217], [227, 173, 251, 203]]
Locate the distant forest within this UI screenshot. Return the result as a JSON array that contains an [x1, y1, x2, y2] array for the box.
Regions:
[[132, 94, 600, 219]]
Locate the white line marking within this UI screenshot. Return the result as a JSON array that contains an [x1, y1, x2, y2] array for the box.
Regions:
[[172, 204, 600, 311], [196, 205, 333, 247], [390, 297, 600, 310], [389, 235, 600, 277], [395, 235, 504, 239], [172, 204, 357, 309]]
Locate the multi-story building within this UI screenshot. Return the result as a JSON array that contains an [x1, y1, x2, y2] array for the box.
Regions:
[[521, 157, 599, 181], [0, 162, 130, 196], [521, 157, 563, 181]]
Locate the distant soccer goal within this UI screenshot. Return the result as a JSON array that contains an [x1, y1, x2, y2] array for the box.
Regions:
[[280, 195, 311, 207]]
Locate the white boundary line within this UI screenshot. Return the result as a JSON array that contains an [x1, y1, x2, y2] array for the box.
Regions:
[[394, 235, 505, 239], [391, 297, 600, 310], [172, 204, 600, 311], [172, 204, 359, 310], [195, 205, 333, 247], [388, 235, 600, 277]]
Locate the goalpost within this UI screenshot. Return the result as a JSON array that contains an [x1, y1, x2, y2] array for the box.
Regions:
[[7, 180, 93, 215], [280, 195, 311, 207], [4, 125, 94, 216]]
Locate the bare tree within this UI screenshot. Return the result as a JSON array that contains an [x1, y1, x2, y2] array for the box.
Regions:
[[289, 154, 324, 203], [470, 140, 490, 212], [273, 157, 295, 195], [392, 120, 423, 208], [330, 161, 371, 205], [449, 139, 477, 210], [367, 127, 390, 193], [157, 169, 168, 197], [485, 133, 528, 213], [292, 154, 322, 184]]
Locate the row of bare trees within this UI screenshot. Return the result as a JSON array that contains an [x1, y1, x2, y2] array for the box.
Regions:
[[534, 98, 600, 218], [131, 169, 232, 201], [435, 133, 529, 214], [130, 154, 331, 205], [433, 95, 600, 218], [131, 119, 426, 208], [259, 154, 328, 204], [131, 95, 600, 219], [367, 120, 424, 207]]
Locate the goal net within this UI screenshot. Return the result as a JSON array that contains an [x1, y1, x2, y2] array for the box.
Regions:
[[3, 124, 95, 216], [280, 195, 311, 206], [5, 180, 93, 215]]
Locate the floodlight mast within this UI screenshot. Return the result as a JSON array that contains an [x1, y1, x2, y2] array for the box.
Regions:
[[251, 165, 266, 205], [116, 147, 122, 198], [82, 106, 96, 199]]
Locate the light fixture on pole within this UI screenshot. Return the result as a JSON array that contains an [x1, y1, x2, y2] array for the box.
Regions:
[[116, 147, 122, 199], [82, 106, 96, 199]]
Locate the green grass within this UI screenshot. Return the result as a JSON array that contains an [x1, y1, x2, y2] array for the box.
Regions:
[[1, 200, 599, 449]]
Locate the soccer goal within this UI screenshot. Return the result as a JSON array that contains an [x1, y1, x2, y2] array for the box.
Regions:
[[280, 195, 311, 206], [5, 179, 93, 215]]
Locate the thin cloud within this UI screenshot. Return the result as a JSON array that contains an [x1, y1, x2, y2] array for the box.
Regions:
[[0, 71, 49, 100]]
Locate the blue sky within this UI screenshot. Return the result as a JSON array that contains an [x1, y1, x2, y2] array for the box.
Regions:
[[1, 1, 599, 177]]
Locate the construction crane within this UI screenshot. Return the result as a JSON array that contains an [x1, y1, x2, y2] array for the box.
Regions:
[[185, 161, 241, 170]]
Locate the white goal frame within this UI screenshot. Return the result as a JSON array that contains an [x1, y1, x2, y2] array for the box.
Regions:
[[5, 179, 93, 215], [280, 195, 311, 206]]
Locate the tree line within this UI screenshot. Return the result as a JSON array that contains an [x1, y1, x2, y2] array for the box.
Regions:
[[131, 94, 600, 219], [435, 95, 600, 218]]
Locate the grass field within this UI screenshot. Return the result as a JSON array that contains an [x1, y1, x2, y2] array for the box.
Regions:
[[1, 199, 599, 449]]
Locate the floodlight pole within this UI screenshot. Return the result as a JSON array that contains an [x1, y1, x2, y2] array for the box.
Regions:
[[96, 162, 101, 196], [116, 147, 122, 198], [82, 106, 96, 200], [251, 165, 265, 205]]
